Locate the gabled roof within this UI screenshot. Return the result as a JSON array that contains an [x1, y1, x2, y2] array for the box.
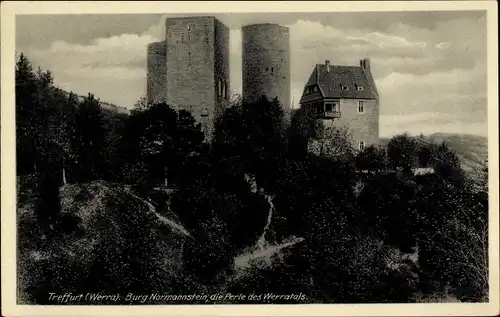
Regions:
[[300, 62, 378, 104]]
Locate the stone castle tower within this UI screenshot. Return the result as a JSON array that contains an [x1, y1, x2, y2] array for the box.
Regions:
[[146, 16, 230, 139], [146, 41, 166, 104], [242, 23, 290, 111]]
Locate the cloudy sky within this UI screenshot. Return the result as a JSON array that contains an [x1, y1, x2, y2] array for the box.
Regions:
[[16, 10, 488, 137]]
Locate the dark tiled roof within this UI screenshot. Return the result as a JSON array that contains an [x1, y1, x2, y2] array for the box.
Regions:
[[300, 63, 378, 104]]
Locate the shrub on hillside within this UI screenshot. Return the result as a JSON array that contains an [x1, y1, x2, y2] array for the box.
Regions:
[[387, 133, 418, 172], [355, 145, 388, 172]]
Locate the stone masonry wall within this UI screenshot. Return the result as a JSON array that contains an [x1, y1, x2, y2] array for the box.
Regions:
[[165, 17, 229, 140], [333, 98, 379, 150], [147, 41, 166, 105], [214, 18, 231, 119], [308, 98, 379, 153], [242, 24, 291, 110]]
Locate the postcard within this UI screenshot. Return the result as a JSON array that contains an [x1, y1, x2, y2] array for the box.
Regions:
[[1, 1, 498, 316]]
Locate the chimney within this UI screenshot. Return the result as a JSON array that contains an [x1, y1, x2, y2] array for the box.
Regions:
[[316, 64, 320, 82], [325, 60, 330, 72], [361, 58, 370, 70]]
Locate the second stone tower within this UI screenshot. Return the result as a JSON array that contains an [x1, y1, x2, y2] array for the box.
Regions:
[[242, 23, 290, 110]]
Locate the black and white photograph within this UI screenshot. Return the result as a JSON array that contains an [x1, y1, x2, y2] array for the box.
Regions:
[[1, 1, 499, 316]]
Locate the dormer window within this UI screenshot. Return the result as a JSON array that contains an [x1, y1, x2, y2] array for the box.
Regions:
[[201, 108, 209, 117], [341, 85, 349, 91], [306, 86, 318, 95], [357, 86, 364, 91]]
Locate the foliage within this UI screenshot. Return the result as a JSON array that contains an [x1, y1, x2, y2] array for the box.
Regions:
[[288, 106, 316, 157], [387, 133, 418, 172], [118, 102, 205, 187], [355, 145, 388, 172], [16, 52, 489, 304], [72, 93, 107, 182], [213, 95, 287, 189]]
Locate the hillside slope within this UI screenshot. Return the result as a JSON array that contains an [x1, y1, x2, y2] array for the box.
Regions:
[[427, 133, 487, 172], [381, 133, 488, 177]]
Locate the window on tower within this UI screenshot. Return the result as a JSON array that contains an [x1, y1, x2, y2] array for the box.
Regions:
[[359, 141, 366, 151], [224, 80, 229, 100]]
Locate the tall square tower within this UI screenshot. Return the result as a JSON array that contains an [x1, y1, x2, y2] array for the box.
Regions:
[[165, 16, 230, 139], [146, 41, 167, 105]]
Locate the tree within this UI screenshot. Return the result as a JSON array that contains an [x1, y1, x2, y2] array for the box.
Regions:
[[132, 96, 149, 114], [47, 90, 79, 185], [416, 142, 435, 168], [357, 172, 419, 252], [387, 133, 418, 172], [213, 95, 287, 192], [16, 53, 39, 175], [416, 178, 488, 301], [308, 125, 356, 168], [139, 103, 178, 187], [355, 145, 388, 172], [72, 93, 106, 182], [288, 106, 317, 157], [119, 103, 204, 187], [431, 142, 466, 184], [174, 109, 205, 169]]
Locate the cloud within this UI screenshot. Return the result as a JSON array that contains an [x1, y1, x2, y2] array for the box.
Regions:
[[15, 12, 488, 137], [21, 31, 161, 108], [436, 42, 450, 49], [376, 64, 487, 117]]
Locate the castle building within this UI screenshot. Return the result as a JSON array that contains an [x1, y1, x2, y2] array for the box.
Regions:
[[299, 58, 379, 152], [242, 23, 290, 111], [146, 41, 167, 105], [165, 16, 230, 139]]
